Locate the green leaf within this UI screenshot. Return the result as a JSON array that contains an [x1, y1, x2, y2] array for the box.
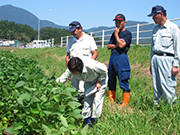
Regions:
[[30, 122, 41, 129], [2, 87, 8, 95], [59, 106, 66, 112], [52, 103, 59, 112], [37, 103, 42, 111], [58, 126, 68, 134], [51, 87, 60, 94], [19, 93, 31, 101], [15, 81, 25, 88], [28, 116, 37, 123], [60, 115, 68, 127], [4, 127, 15, 134], [0, 102, 4, 106], [68, 124, 76, 130], [81, 125, 89, 135], [1, 57, 6, 60], [48, 71, 56, 79], [12, 90, 20, 99], [67, 101, 81, 110], [65, 87, 76, 92], [26, 117, 32, 125], [13, 122, 23, 130], [43, 110, 52, 115], [42, 124, 51, 135], [32, 96, 40, 102], [60, 90, 72, 97], [40, 95, 48, 102], [24, 86, 37, 92], [31, 108, 39, 114], [17, 98, 23, 106]]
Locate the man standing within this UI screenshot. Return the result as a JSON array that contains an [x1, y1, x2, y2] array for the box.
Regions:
[[108, 14, 132, 107], [66, 21, 98, 103], [148, 5, 180, 105]]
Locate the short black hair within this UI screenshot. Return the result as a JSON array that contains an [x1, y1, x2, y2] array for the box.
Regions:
[[68, 57, 83, 73]]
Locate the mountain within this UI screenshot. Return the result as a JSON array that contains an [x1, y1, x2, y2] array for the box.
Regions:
[[0, 4, 155, 43], [85, 21, 155, 43], [0, 4, 68, 30]]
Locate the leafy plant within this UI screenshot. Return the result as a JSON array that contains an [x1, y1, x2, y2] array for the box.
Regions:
[[0, 51, 83, 134]]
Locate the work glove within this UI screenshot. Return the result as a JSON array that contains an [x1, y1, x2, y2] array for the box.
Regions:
[[56, 77, 61, 83]]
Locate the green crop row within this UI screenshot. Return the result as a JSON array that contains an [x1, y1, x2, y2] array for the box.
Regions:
[[0, 51, 87, 135]]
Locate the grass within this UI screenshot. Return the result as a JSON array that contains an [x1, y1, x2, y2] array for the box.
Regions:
[[1, 45, 180, 135]]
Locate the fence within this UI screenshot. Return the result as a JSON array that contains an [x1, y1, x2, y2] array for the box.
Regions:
[[60, 18, 180, 48]]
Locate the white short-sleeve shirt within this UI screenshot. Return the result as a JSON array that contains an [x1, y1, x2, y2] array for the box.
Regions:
[[66, 32, 97, 58]]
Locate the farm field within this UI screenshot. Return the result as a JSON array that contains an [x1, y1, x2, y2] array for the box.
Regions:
[[1, 46, 180, 135]]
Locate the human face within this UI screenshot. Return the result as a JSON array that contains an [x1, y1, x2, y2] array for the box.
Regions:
[[115, 20, 125, 30], [71, 28, 82, 39], [152, 13, 162, 24], [72, 71, 80, 75]]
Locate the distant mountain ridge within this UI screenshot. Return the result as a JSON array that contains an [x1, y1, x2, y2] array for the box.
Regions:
[[0, 5, 154, 31], [0, 4, 68, 30], [0, 4, 156, 43]]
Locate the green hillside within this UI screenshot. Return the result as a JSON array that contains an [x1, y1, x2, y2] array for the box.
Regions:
[[1, 46, 180, 134]]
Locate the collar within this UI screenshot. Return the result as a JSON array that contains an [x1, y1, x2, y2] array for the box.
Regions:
[[72, 32, 85, 42], [159, 19, 169, 28], [82, 64, 87, 73], [163, 19, 170, 28]]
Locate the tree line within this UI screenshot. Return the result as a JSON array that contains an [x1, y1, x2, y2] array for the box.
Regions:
[[0, 20, 71, 45]]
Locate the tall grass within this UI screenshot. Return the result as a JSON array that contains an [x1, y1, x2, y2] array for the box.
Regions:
[[2, 45, 180, 135]]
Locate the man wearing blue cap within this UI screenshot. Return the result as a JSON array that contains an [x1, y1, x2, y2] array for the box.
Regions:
[[66, 21, 98, 105], [148, 5, 180, 105]]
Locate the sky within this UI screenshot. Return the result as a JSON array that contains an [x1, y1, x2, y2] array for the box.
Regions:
[[0, 0, 180, 29]]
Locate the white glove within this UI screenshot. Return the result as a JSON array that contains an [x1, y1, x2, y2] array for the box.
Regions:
[[56, 77, 61, 83]]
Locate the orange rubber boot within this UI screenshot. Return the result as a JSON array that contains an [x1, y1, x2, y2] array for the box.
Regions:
[[120, 92, 130, 107], [109, 90, 116, 103]]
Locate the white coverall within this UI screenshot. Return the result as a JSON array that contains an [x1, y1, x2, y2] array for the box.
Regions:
[[66, 32, 97, 98], [56, 58, 108, 118]]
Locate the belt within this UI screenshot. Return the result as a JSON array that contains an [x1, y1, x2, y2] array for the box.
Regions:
[[154, 52, 174, 57]]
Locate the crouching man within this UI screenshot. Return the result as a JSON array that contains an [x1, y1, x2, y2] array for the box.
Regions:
[[56, 57, 108, 127]]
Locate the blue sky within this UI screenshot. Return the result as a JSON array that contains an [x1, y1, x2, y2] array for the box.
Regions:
[[0, 0, 180, 29]]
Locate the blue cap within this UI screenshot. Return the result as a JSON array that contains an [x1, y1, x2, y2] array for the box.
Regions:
[[68, 21, 82, 32], [148, 5, 166, 17]]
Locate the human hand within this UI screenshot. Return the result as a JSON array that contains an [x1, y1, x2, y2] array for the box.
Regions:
[[56, 77, 61, 83], [95, 81, 101, 92], [114, 27, 119, 35], [121, 38, 125, 43], [172, 66, 179, 76], [150, 66, 152, 74]]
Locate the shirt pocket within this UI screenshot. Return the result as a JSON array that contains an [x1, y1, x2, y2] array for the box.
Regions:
[[121, 68, 130, 81], [82, 47, 90, 57], [161, 34, 173, 47]]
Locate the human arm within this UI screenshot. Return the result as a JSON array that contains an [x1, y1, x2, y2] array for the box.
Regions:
[[91, 50, 98, 60], [66, 52, 70, 68], [114, 27, 126, 48], [107, 32, 118, 50], [150, 31, 154, 75], [107, 44, 118, 50], [171, 25, 180, 75], [56, 68, 72, 83], [94, 61, 108, 83]]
